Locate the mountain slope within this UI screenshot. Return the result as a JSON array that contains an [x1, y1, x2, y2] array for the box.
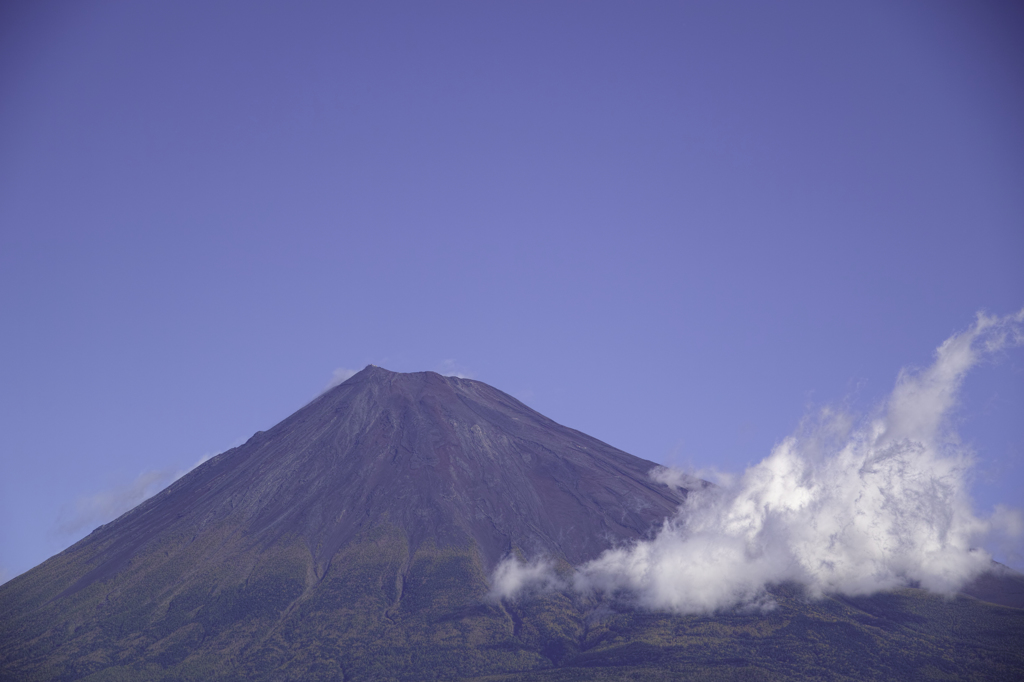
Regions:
[[0, 367, 687, 680], [77, 366, 683, 580], [1, 367, 1022, 682]]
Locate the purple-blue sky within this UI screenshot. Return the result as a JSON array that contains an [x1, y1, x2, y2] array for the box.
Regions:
[[1, 1, 1022, 583]]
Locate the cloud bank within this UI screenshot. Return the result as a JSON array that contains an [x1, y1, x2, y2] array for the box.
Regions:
[[494, 310, 1024, 613]]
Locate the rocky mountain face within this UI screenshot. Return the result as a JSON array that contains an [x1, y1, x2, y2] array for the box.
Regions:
[[1, 367, 1022, 682], [63, 365, 685, 589]]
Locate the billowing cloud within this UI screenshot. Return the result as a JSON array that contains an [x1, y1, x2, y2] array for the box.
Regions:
[[495, 310, 1024, 613]]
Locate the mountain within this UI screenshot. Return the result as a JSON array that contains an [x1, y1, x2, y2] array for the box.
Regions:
[[48, 365, 686, 592], [2, 367, 1023, 681]]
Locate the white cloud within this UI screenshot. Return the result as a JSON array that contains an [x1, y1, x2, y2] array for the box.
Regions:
[[57, 469, 174, 535], [56, 451, 221, 536], [496, 309, 1024, 614], [571, 309, 1024, 613], [437, 359, 474, 379], [488, 555, 565, 601], [650, 466, 727, 489], [324, 367, 358, 391]]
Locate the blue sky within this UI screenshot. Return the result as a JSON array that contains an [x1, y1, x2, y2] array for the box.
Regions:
[[1, 1, 1022, 583]]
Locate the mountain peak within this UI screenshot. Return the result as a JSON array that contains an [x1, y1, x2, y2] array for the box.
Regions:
[[63, 370, 686, 596], [341, 364, 461, 388], [5, 371, 1023, 682]]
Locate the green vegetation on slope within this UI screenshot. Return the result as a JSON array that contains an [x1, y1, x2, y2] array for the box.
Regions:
[[2, 524, 1023, 682]]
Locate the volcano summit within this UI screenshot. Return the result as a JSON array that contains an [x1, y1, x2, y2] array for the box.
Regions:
[[2, 367, 1023, 681], [0, 367, 688, 680], [60, 365, 686, 592]]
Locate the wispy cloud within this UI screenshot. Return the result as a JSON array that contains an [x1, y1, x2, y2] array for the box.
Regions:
[[57, 469, 173, 535], [323, 367, 358, 392], [493, 309, 1024, 612], [488, 556, 565, 601], [56, 451, 219, 536], [437, 359, 474, 379]]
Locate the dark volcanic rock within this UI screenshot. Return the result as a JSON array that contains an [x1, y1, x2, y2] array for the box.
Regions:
[[64, 365, 684, 594]]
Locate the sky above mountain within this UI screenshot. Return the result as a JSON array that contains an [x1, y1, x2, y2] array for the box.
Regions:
[[1, 1, 1022, 583]]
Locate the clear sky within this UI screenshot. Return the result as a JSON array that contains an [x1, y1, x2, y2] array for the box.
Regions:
[[1, 1, 1022, 583]]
